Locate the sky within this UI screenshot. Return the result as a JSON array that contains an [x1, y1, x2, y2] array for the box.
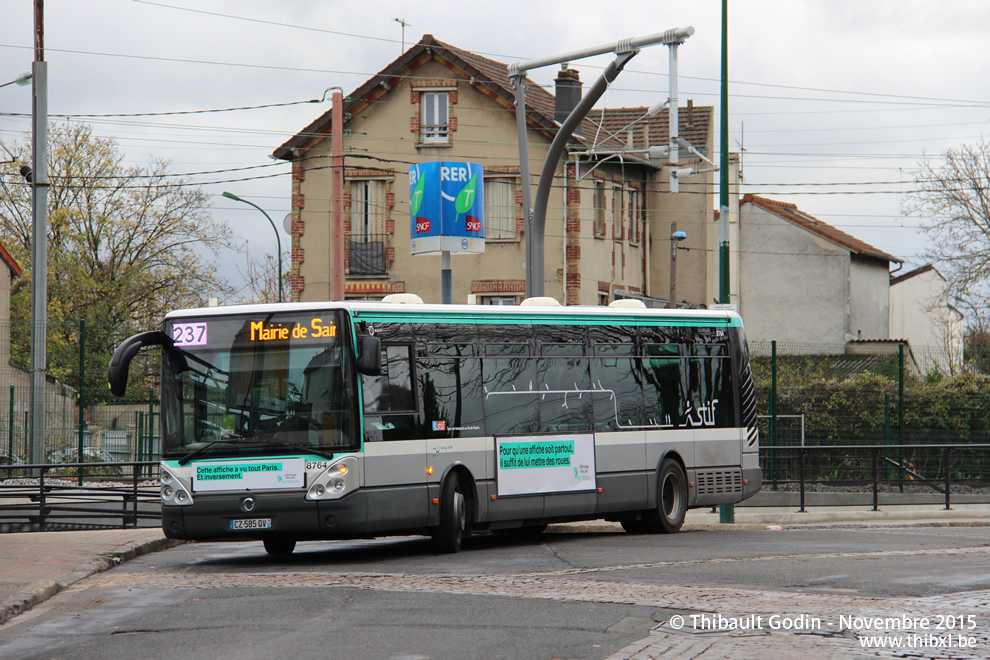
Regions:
[[2, 0, 990, 304]]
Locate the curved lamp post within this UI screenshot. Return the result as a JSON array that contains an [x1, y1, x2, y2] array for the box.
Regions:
[[222, 191, 283, 302], [0, 70, 32, 89]]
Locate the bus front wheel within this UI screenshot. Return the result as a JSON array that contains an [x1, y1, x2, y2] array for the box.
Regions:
[[643, 458, 687, 534], [432, 473, 469, 553]]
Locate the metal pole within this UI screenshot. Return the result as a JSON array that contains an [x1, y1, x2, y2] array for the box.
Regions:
[[898, 342, 905, 492], [717, 0, 734, 525], [513, 75, 534, 298], [29, 0, 48, 468], [509, 28, 695, 300], [7, 386, 13, 468], [944, 446, 952, 511], [884, 392, 890, 481], [718, 0, 731, 305], [330, 90, 345, 301], [668, 42, 679, 195], [77, 319, 85, 486], [441, 251, 452, 304], [508, 27, 694, 76], [770, 340, 777, 489], [528, 52, 637, 299], [798, 448, 806, 513], [147, 388, 154, 478], [668, 225, 679, 309], [871, 448, 879, 511], [222, 193, 282, 302]]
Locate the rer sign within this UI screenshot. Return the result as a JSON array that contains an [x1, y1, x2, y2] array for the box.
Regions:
[[409, 161, 485, 255]]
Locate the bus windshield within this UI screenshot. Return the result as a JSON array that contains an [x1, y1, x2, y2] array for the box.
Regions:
[[160, 310, 359, 458]]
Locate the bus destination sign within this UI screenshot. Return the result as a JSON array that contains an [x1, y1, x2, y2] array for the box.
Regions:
[[171, 316, 338, 348]]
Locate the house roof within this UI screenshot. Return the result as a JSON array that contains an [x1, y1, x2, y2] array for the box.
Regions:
[[889, 263, 942, 286], [274, 34, 687, 161], [741, 194, 902, 264], [0, 242, 21, 277], [586, 104, 713, 157]]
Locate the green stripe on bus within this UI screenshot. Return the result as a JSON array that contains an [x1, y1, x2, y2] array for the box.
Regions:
[[352, 311, 742, 328]]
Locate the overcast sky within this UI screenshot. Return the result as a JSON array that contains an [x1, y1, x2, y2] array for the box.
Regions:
[[3, 0, 989, 303]]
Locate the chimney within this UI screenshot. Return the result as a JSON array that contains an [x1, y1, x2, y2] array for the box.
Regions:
[[554, 64, 582, 123]]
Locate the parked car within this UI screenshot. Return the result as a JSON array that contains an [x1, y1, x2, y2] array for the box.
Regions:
[[0, 447, 25, 466], [47, 447, 117, 464]]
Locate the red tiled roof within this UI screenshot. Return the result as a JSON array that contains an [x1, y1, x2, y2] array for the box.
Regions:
[[587, 104, 712, 156], [889, 264, 940, 285], [741, 194, 901, 263], [0, 242, 21, 277], [274, 35, 669, 160]]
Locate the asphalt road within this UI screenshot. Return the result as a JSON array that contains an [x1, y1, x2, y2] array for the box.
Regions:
[[1, 525, 989, 659]]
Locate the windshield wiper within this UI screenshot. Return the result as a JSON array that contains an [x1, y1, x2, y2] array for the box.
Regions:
[[264, 443, 335, 461], [177, 435, 254, 465]]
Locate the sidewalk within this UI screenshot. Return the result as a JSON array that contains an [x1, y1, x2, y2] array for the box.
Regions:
[[0, 528, 180, 625], [2, 505, 988, 627]]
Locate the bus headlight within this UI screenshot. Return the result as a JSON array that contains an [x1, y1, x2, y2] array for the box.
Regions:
[[160, 464, 194, 506], [306, 456, 357, 501]]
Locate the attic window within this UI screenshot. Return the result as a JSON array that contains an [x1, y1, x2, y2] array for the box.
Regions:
[[420, 91, 449, 143]]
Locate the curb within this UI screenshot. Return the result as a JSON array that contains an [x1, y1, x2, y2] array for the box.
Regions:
[[547, 519, 989, 534], [0, 536, 183, 626]]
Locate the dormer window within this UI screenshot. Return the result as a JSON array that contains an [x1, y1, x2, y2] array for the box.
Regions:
[[421, 91, 449, 143]]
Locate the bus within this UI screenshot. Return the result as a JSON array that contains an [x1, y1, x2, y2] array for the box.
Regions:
[[108, 298, 761, 555]]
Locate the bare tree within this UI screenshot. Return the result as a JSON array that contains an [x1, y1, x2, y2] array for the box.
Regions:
[[0, 123, 235, 390], [236, 245, 289, 304], [908, 138, 990, 310]]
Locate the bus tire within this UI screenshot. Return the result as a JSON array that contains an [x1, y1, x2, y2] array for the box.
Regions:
[[263, 538, 296, 556], [432, 472, 469, 553], [643, 458, 687, 534]]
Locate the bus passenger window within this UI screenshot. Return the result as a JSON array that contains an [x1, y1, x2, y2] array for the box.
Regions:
[[419, 344, 485, 438], [482, 344, 537, 435], [643, 344, 684, 427], [362, 345, 415, 414], [591, 343, 643, 429], [538, 343, 592, 433]]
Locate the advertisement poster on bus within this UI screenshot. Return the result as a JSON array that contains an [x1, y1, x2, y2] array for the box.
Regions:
[[192, 458, 305, 492], [496, 434, 597, 496], [409, 161, 485, 255]]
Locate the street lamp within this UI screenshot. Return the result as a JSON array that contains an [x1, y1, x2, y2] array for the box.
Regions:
[[222, 191, 283, 303], [0, 70, 32, 89], [668, 229, 687, 309]]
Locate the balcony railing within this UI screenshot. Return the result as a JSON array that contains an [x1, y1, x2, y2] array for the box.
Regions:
[[348, 234, 389, 276]]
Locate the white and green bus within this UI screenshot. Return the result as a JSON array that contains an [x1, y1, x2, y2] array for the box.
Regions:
[[108, 299, 761, 555]]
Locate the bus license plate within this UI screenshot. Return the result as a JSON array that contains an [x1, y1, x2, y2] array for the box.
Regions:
[[230, 518, 272, 530]]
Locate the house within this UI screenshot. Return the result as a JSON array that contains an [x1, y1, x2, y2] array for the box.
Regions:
[[736, 194, 902, 346], [274, 35, 720, 307], [0, 241, 77, 464], [889, 264, 965, 374]]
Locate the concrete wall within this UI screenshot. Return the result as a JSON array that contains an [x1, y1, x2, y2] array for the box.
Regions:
[[737, 203, 849, 344], [890, 268, 965, 373], [848, 255, 891, 341]]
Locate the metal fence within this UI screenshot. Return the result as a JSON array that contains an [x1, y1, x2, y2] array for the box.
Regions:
[[0, 461, 160, 532], [753, 340, 990, 449]]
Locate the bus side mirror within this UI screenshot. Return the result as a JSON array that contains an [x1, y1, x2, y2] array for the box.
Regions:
[[108, 331, 166, 397], [357, 335, 381, 376]]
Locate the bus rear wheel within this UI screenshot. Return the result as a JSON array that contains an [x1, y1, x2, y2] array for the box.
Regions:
[[432, 473, 469, 553], [643, 458, 687, 534], [263, 538, 296, 556]]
